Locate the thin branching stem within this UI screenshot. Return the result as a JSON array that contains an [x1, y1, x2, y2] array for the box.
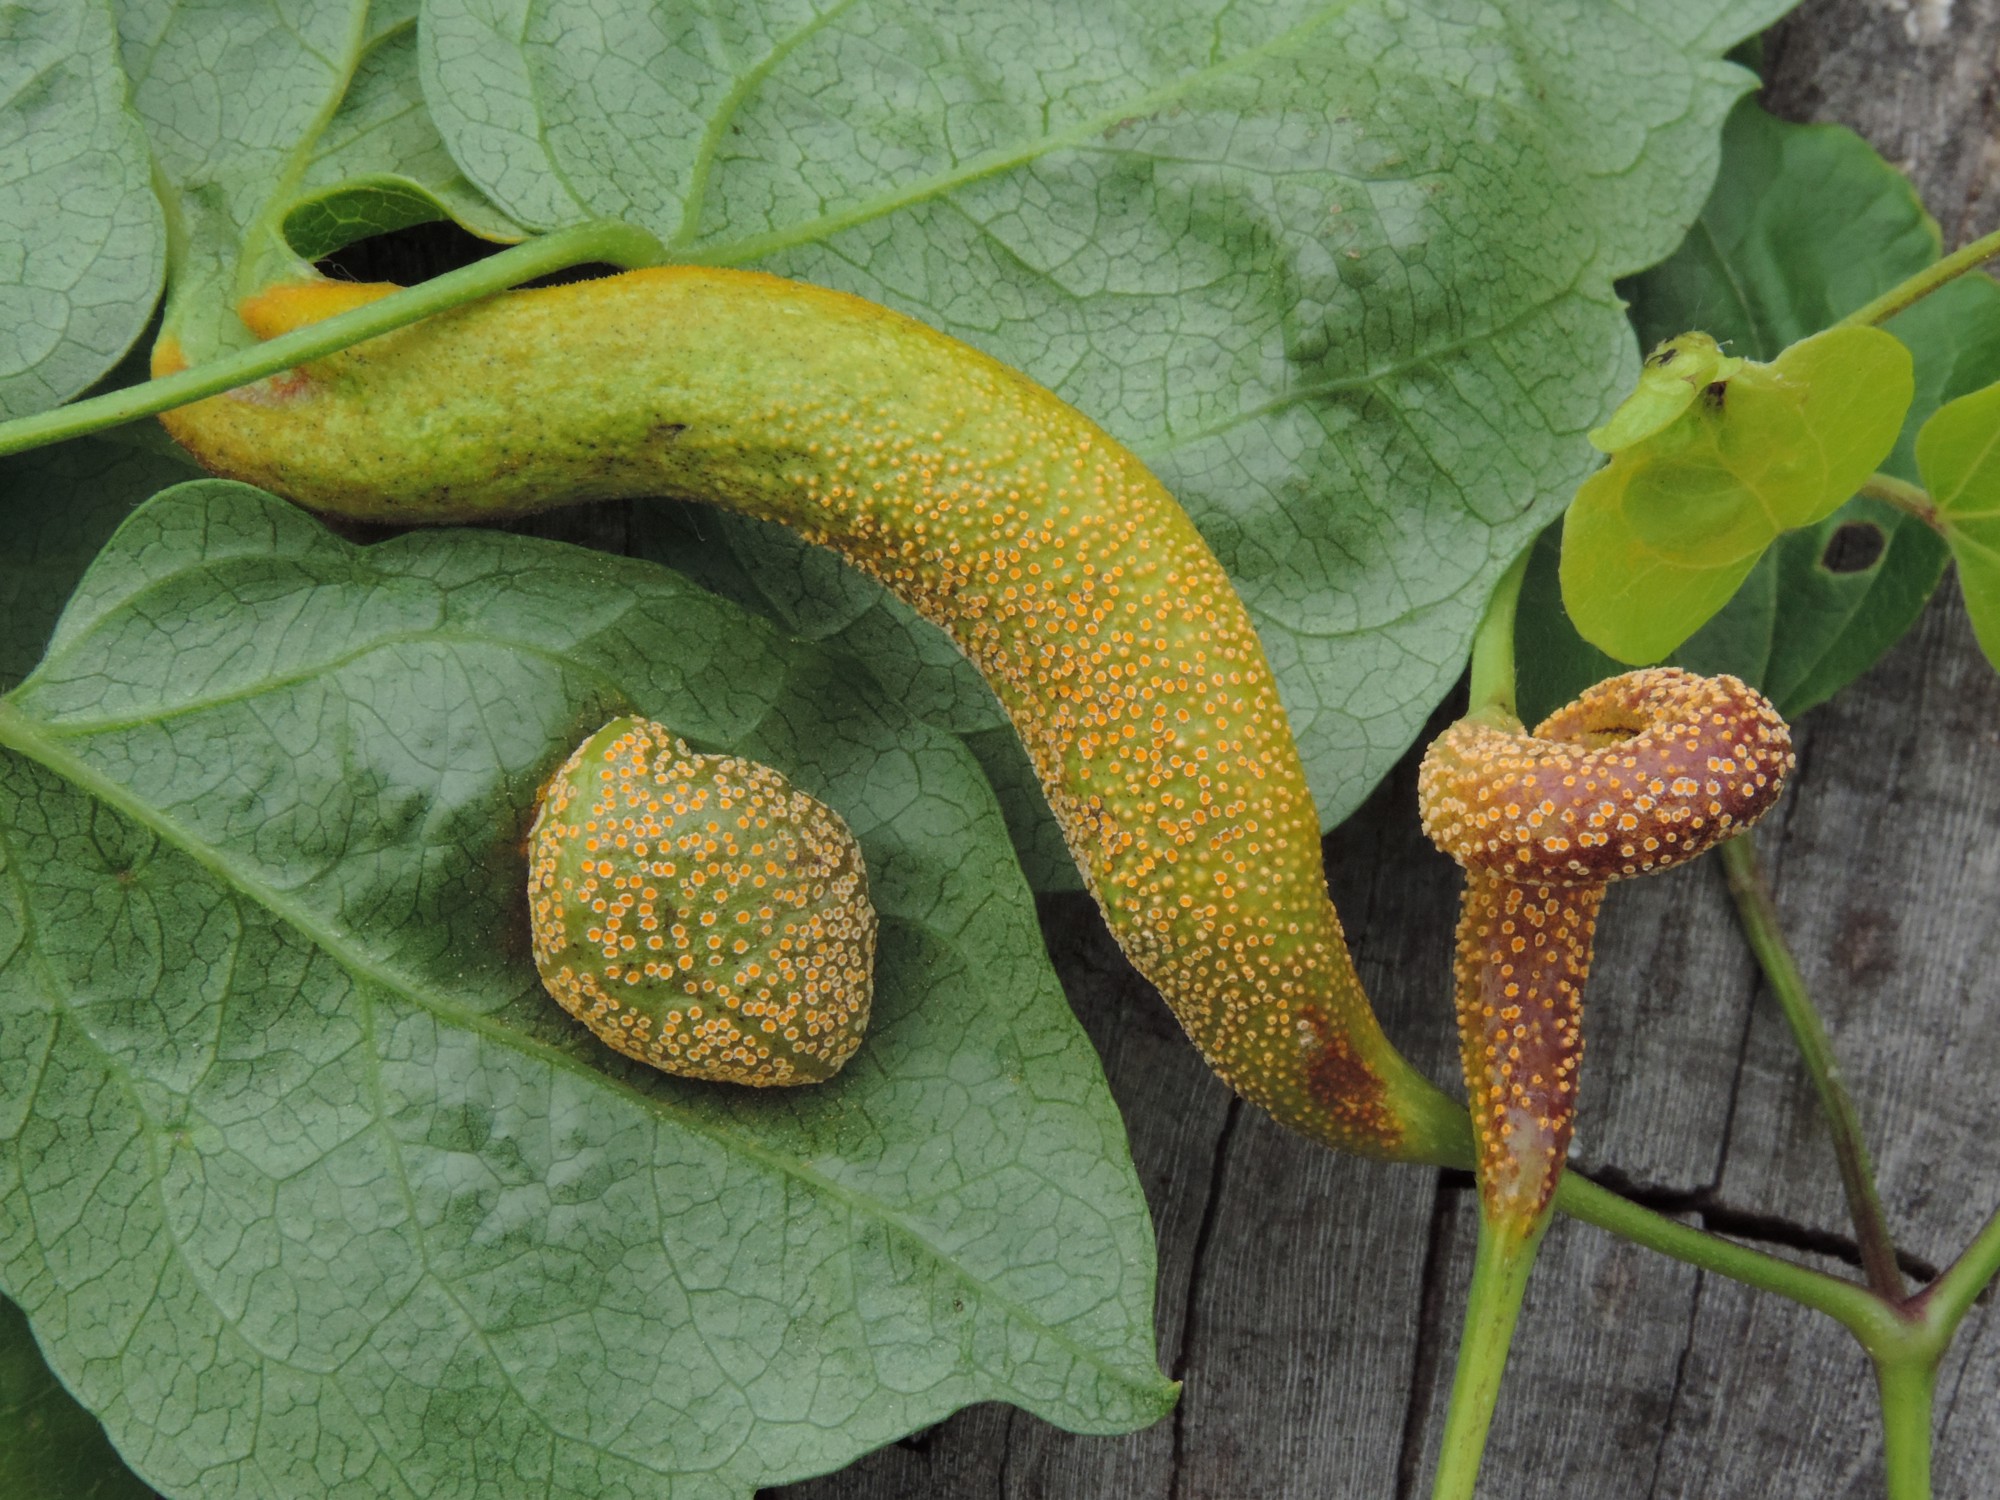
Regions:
[[1554, 1174, 1908, 1351], [1840, 224, 2000, 329], [1466, 547, 1530, 723], [1913, 1204, 2000, 1340], [1877, 1356, 1939, 1500], [0, 223, 667, 460], [1718, 837, 1906, 1302], [1431, 1212, 1548, 1500], [1859, 473, 1945, 534]]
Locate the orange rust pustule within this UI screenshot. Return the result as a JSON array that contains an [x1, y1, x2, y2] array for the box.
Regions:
[[1453, 872, 1601, 1226], [1417, 668, 1794, 887]]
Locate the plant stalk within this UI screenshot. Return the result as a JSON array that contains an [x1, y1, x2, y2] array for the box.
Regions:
[[1913, 1203, 2000, 1340], [1840, 224, 2000, 329], [0, 222, 668, 461], [1859, 473, 1944, 535], [1466, 546, 1530, 722], [1432, 1211, 1549, 1500], [1718, 836, 1906, 1302], [1553, 1173, 1907, 1353], [1876, 1355, 1937, 1500]]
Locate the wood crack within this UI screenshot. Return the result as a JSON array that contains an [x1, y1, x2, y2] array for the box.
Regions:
[[1168, 1095, 1240, 1500], [1392, 1172, 1461, 1500]]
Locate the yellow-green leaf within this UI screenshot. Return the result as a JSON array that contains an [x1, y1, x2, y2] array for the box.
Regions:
[[1561, 324, 1913, 663], [1918, 380, 2000, 668]]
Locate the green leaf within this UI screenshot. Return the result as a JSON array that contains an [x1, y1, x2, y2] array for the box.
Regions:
[[284, 9, 524, 260], [0, 437, 200, 694], [0, 1291, 157, 1500], [1519, 490, 1948, 724], [0, 0, 165, 419], [1519, 99, 2000, 718], [1559, 324, 1913, 663], [116, 0, 519, 363], [0, 481, 1172, 1499], [1918, 381, 2000, 668], [418, 0, 1792, 844], [1588, 332, 1745, 453]]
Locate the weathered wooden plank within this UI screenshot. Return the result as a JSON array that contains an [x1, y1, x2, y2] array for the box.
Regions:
[[1652, 1253, 1902, 1498], [1565, 848, 1764, 1196], [1164, 1112, 1437, 1499]]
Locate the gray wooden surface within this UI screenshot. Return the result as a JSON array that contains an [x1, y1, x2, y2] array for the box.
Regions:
[[762, 4, 2000, 1496]]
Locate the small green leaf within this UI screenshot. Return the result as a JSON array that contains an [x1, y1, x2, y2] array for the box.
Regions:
[[1917, 380, 2000, 668], [1561, 324, 1912, 663], [1523, 99, 1998, 719], [1589, 333, 1744, 453], [1731, 327, 1913, 530], [284, 12, 524, 261], [0, 0, 165, 419], [1919, 380, 2000, 517], [117, 0, 517, 363], [1559, 455, 1768, 666], [0, 482, 1172, 1499]]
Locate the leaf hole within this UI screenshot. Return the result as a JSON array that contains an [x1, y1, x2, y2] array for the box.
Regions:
[[314, 222, 624, 292], [1820, 521, 1886, 574], [314, 221, 500, 285]]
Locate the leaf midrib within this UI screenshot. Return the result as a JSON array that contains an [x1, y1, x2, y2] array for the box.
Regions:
[[681, 0, 1370, 267], [0, 699, 1167, 1399]]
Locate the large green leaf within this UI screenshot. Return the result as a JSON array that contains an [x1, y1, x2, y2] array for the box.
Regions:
[[0, 1291, 157, 1500], [1519, 99, 2000, 724], [0, 437, 200, 694], [419, 0, 1792, 857], [0, 482, 1172, 1499], [0, 0, 165, 419], [284, 6, 524, 261], [112, 0, 518, 362]]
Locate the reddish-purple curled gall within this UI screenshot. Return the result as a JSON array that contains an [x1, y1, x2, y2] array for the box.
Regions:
[[1418, 668, 1795, 1222]]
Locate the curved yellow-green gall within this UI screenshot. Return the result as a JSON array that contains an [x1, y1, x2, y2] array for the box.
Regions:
[[155, 267, 1465, 1160], [529, 716, 874, 1086]]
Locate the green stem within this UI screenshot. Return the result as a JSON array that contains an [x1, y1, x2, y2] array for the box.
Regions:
[[1859, 473, 1945, 535], [1432, 1211, 1548, 1500], [0, 222, 668, 460], [1913, 1204, 2000, 1340], [1840, 224, 2000, 329], [1554, 1173, 1907, 1351], [1876, 1356, 1937, 1500], [1718, 837, 1906, 1301], [1466, 547, 1530, 722]]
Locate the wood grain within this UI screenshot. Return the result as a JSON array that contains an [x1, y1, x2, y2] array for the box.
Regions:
[[765, 2, 2000, 1494]]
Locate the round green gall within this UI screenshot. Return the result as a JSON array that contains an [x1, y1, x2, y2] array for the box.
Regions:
[[528, 716, 875, 1086]]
